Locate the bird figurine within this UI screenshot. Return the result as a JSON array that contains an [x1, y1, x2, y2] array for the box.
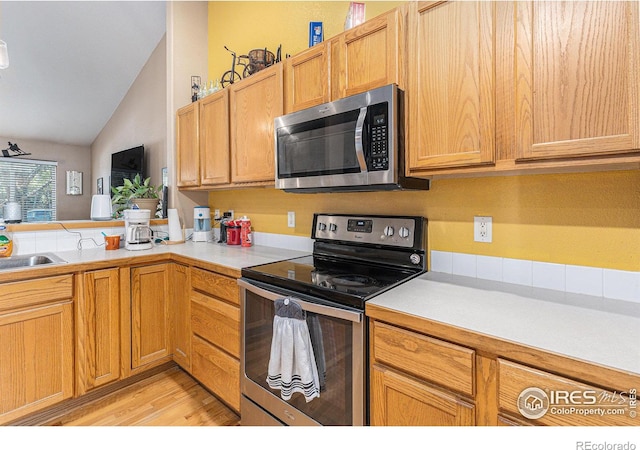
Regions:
[[2, 142, 31, 157]]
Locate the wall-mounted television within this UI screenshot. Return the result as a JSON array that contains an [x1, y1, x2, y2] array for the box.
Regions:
[[110, 145, 145, 195]]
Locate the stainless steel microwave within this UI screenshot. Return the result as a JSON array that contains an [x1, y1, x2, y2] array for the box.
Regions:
[[274, 84, 430, 193]]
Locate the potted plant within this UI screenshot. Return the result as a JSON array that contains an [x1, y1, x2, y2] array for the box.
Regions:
[[111, 174, 161, 218]]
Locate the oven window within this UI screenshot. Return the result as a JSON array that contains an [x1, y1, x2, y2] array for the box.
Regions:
[[244, 290, 355, 425], [277, 110, 361, 178]]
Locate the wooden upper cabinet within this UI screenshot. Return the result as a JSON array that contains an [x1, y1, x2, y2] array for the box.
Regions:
[[199, 90, 231, 186], [229, 63, 283, 184], [407, 1, 496, 172], [176, 101, 200, 187], [284, 42, 330, 113], [331, 8, 404, 100], [515, 1, 640, 161]]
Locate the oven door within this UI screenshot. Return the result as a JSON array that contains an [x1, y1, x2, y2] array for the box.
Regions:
[[239, 278, 365, 426]]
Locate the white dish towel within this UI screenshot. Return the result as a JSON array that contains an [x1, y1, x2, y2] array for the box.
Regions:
[[266, 297, 320, 402]]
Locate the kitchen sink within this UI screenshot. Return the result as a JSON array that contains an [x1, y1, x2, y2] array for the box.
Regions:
[[0, 253, 67, 271]]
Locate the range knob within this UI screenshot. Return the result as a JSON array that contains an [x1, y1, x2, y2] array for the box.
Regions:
[[318, 222, 327, 231], [329, 223, 337, 232], [410, 253, 422, 265], [383, 225, 395, 237], [399, 226, 410, 238]]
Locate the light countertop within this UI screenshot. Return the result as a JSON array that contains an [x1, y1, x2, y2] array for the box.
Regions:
[[367, 272, 640, 375], [54, 240, 308, 271]]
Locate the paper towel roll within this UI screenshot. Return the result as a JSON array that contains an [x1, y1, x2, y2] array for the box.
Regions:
[[168, 209, 182, 241]]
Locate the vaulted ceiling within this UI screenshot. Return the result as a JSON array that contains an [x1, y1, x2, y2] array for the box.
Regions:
[[0, 1, 166, 147]]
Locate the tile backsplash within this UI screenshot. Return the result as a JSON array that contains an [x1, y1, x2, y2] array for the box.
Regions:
[[431, 250, 640, 304], [11, 225, 169, 254]]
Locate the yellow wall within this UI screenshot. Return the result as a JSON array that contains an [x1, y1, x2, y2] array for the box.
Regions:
[[208, 1, 402, 84], [207, 2, 640, 273], [208, 170, 640, 272]]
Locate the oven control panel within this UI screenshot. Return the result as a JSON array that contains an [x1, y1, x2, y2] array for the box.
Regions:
[[313, 214, 425, 249]]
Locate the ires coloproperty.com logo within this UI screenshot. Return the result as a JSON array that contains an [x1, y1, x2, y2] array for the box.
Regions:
[[517, 387, 637, 420]]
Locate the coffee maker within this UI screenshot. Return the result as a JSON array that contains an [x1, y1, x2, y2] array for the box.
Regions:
[[193, 206, 212, 242], [124, 209, 153, 250]]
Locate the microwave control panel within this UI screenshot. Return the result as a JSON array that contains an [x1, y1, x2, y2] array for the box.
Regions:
[[367, 102, 389, 171]]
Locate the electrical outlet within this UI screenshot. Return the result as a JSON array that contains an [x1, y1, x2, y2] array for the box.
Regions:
[[474, 216, 492, 243], [287, 211, 295, 228], [214, 209, 220, 220]]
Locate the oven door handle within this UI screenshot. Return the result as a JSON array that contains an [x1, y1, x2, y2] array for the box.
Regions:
[[238, 279, 363, 323]]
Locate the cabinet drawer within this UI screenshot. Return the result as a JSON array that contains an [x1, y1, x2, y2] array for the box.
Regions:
[[191, 267, 239, 305], [0, 275, 73, 312], [191, 290, 240, 358], [191, 335, 240, 412], [371, 321, 475, 397], [498, 359, 637, 426]]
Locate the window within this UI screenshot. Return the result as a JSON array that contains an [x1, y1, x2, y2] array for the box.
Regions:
[[0, 159, 57, 222]]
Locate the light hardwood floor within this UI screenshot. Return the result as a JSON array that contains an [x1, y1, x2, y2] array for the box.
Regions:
[[30, 366, 240, 426]]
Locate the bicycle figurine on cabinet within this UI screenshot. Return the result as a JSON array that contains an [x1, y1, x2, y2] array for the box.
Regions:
[[220, 45, 280, 88]]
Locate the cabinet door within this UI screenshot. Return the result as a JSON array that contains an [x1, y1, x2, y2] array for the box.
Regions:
[[406, 1, 495, 172], [371, 364, 475, 426], [176, 101, 200, 187], [331, 8, 404, 100], [284, 42, 329, 113], [199, 90, 231, 186], [78, 269, 120, 394], [515, 1, 640, 160], [170, 263, 191, 371], [191, 335, 240, 412], [131, 264, 171, 370], [229, 64, 283, 184], [0, 302, 74, 424]]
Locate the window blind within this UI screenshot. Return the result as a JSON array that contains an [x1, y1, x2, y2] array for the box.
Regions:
[[0, 159, 57, 222]]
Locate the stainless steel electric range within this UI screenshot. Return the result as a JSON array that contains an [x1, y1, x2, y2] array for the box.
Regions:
[[238, 213, 427, 426]]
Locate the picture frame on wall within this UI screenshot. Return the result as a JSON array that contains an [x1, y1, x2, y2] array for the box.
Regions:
[[97, 177, 103, 195]]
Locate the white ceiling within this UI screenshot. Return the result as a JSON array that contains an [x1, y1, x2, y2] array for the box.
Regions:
[[0, 1, 166, 147]]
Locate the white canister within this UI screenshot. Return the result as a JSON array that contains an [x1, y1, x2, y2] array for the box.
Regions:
[[3, 201, 22, 223]]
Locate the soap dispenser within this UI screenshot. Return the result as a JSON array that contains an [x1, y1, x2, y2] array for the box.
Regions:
[[0, 225, 13, 257]]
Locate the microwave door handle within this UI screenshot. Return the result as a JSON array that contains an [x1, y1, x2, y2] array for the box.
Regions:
[[354, 107, 368, 173]]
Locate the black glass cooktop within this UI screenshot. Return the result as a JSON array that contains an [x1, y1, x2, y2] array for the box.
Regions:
[[241, 255, 422, 310]]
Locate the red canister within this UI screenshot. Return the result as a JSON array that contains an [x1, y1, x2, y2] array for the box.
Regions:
[[226, 221, 241, 245], [240, 216, 252, 247]]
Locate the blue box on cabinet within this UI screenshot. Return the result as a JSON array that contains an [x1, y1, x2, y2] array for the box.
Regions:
[[309, 22, 323, 47]]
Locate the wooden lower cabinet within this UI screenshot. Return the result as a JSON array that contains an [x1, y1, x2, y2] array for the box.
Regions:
[[370, 320, 476, 426], [191, 335, 240, 412], [371, 364, 475, 426], [130, 263, 172, 371], [368, 313, 640, 427], [0, 276, 74, 424], [497, 359, 638, 426], [76, 269, 120, 395], [189, 266, 240, 412], [170, 263, 191, 371]]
